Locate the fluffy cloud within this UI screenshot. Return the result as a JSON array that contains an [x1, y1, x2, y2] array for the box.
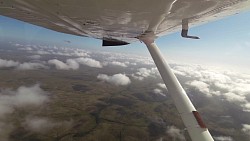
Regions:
[[132, 67, 159, 80], [103, 61, 127, 67], [29, 55, 41, 59], [14, 43, 90, 57], [23, 117, 73, 133], [157, 83, 167, 89], [0, 84, 49, 139], [242, 124, 250, 135], [97, 73, 131, 86], [75, 57, 102, 68], [171, 63, 250, 111], [213, 136, 233, 141], [17, 62, 48, 70], [0, 84, 48, 117], [0, 58, 19, 68], [24, 117, 54, 133], [166, 126, 185, 141], [48, 59, 79, 70], [186, 80, 210, 96], [222, 92, 246, 102], [153, 88, 166, 97], [0, 58, 47, 70], [48, 57, 103, 70]]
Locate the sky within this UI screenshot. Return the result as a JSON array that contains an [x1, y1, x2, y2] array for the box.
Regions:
[[1, 10, 250, 73]]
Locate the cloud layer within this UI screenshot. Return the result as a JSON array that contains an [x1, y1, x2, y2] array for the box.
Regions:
[[171, 64, 250, 111]]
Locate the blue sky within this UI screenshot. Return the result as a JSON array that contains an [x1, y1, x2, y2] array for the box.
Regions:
[[1, 11, 250, 73]]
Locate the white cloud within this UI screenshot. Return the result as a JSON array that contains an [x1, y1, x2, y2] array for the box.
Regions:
[[48, 59, 79, 70], [171, 63, 250, 111], [66, 59, 80, 70], [103, 61, 127, 67], [222, 92, 246, 103], [214, 136, 233, 141], [35, 50, 51, 55], [242, 124, 250, 135], [24, 117, 54, 133], [17, 62, 48, 70], [132, 67, 159, 80], [76, 57, 102, 68], [243, 103, 250, 112], [72, 50, 89, 57], [23, 117, 73, 134], [7, 84, 48, 106], [0, 84, 49, 139], [166, 126, 185, 141], [0, 84, 48, 117], [97, 73, 131, 86], [186, 80, 210, 96], [29, 55, 41, 60], [157, 83, 167, 89], [0, 58, 19, 68], [153, 88, 166, 97], [0, 58, 48, 70]]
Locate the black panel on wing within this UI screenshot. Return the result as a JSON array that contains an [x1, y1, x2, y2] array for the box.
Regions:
[[102, 39, 129, 46]]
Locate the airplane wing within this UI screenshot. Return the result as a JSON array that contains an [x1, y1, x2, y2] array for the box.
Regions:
[[1, 0, 250, 44]]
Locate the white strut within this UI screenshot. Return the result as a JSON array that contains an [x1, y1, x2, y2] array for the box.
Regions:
[[139, 35, 214, 141]]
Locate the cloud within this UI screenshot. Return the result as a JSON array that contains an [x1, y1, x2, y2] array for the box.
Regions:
[[35, 50, 51, 55], [222, 92, 246, 102], [0, 84, 48, 118], [48, 59, 79, 70], [103, 61, 127, 67], [132, 67, 159, 80], [29, 55, 41, 60], [243, 103, 250, 112], [186, 80, 210, 96], [171, 63, 250, 111], [97, 73, 131, 86], [0, 58, 47, 70], [242, 124, 250, 135], [75, 57, 102, 68], [17, 62, 48, 70], [23, 117, 54, 133], [153, 88, 166, 97], [0, 58, 19, 68], [166, 126, 185, 141], [213, 136, 233, 141], [66, 59, 80, 70], [23, 117, 73, 134], [157, 83, 167, 89], [0, 84, 49, 139]]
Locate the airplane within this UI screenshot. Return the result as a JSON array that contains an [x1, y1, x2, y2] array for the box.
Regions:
[[1, 0, 250, 141]]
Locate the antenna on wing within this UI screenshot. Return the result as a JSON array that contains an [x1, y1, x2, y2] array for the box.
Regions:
[[181, 19, 200, 39]]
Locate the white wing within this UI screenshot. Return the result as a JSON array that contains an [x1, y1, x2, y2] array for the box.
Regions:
[[1, 0, 250, 43]]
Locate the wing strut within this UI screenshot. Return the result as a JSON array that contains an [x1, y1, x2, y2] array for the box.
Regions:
[[139, 34, 214, 141]]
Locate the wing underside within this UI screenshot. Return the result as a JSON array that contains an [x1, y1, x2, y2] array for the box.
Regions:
[[1, 0, 250, 43]]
